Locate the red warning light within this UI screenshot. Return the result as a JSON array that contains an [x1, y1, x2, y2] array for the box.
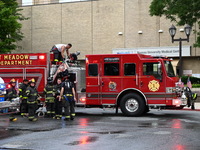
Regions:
[[80, 97, 86, 103], [39, 55, 45, 60]]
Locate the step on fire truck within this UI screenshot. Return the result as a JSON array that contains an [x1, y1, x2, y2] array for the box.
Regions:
[[0, 52, 195, 116]]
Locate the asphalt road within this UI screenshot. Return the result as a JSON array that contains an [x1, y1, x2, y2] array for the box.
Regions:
[[0, 108, 200, 150]]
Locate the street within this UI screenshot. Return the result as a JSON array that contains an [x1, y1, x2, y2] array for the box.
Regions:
[[0, 108, 200, 150]]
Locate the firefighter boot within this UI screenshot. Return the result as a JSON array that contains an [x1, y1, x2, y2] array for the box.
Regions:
[[64, 116, 70, 121], [70, 113, 75, 120], [32, 118, 38, 122], [10, 117, 18, 122]]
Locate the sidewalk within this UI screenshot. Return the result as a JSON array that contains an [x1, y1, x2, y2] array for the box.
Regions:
[[182, 102, 200, 111]]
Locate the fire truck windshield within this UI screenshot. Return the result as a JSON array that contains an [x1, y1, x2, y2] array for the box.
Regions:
[[164, 61, 175, 77]]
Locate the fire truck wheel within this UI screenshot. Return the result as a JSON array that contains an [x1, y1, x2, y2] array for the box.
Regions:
[[120, 93, 145, 116]]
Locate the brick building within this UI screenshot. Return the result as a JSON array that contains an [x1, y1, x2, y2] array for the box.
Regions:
[[16, 0, 200, 76]]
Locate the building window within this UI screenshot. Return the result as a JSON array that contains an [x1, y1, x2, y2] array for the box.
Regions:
[[124, 63, 136, 76], [22, 0, 33, 6], [88, 64, 98, 76], [59, 0, 88, 3], [104, 63, 119, 76]]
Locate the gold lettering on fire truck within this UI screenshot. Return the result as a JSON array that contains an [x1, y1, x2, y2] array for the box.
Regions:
[[0, 55, 32, 66], [148, 80, 160, 92], [109, 81, 117, 91]]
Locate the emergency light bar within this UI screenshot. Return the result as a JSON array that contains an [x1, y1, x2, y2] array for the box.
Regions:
[[29, 55, 45, 60]]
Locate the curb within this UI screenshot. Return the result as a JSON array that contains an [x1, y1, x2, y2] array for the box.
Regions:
[[181, 108, 200, 111]]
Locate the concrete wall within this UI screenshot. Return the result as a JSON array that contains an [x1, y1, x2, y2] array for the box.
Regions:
[[16, 0, 200, 61]]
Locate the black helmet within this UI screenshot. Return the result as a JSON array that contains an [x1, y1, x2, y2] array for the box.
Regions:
[[70, 53, 77, 61], [23, 79, 29, 82], [47, 77, 53, 84]]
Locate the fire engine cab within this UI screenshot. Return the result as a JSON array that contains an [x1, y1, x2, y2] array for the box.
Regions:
[[76, 53, 187, 116]]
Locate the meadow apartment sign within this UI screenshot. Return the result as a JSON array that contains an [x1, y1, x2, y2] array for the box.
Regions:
[[112, 46, 191, 57]]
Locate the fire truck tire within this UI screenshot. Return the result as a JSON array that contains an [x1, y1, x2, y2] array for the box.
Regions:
[[120, 93, 146, 116]]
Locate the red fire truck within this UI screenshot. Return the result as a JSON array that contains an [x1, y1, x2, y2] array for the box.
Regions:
[[80, 54, 188, 116], [0, 52, 190, 116]]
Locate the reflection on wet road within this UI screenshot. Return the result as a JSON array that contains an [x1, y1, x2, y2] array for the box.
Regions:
[[0, 109, 200, 150]]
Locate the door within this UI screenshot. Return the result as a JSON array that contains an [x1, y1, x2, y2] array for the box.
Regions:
[[100, 57, 121, 105], [139, 61, 166, 105], [86, 63, 101, 105], [121, 55, 138, 89]]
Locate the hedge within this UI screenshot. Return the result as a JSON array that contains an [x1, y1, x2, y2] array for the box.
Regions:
[[181, 76, 200, 84], [181, 76, 200, 88]]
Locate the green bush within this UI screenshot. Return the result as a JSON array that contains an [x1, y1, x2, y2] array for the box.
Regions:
[[191, 84, 200, 88], [181, 76, 200, 84]]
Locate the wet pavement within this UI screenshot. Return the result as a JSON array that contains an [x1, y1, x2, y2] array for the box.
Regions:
[[0, 108, 200, 150]]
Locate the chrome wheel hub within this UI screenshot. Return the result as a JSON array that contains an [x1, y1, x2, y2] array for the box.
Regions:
[[125, 98, 139, 112]]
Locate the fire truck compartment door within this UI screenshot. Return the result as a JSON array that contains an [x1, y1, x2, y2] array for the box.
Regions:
[[86, 63, 101, 105]]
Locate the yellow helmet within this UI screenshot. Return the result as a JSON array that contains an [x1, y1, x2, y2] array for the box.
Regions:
[[10, 78, 16, 83], [29, 78, 36, 83]]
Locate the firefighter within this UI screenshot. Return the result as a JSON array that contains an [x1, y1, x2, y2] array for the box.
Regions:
[[19, 79, 29, 117], [44, 77, 56, 118], [59, 75, 76, 121], [54, 78, 63, 119], [50, 43, 72, 63], [5, 78, 18, 121], [26, 78, 39, 121]]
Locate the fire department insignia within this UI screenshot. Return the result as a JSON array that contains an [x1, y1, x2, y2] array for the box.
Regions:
[[109, 81, 117, 91], [148, 80, 160, 92]]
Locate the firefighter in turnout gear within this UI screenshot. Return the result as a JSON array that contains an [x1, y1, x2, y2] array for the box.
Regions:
[[19, 79, 29, 117], [26, 78, 38, 121], [59, 76, 76, 121], [44, 77, 56, 117], [5, 78, 18, 121], [54, 78, 63, 119]]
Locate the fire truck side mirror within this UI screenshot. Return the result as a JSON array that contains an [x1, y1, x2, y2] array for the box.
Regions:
[[157, 62, 163, 82]]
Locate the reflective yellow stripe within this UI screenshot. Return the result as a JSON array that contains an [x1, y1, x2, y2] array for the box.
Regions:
[[65, 94, 73, 96], [27, 101, 36, 104], [71, 113, 75, 117]]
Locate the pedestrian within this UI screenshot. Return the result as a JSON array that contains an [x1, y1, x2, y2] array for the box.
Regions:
[[26, 78, 39, 122], [50, 43, 72, 63], [44, 77, 56, 118], [59, 75, 76, 121], [5, 78, 18, 121], [19, 79, 29, 117], [54, 78, 63, 119]]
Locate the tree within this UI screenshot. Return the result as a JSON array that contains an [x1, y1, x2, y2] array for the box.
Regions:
[[149, 0, 200, 47], [0, 0, 27, 53]]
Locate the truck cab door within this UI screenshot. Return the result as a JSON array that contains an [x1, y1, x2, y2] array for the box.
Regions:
[[100, 57, 121, 105], [139, 61, 166, 105]]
